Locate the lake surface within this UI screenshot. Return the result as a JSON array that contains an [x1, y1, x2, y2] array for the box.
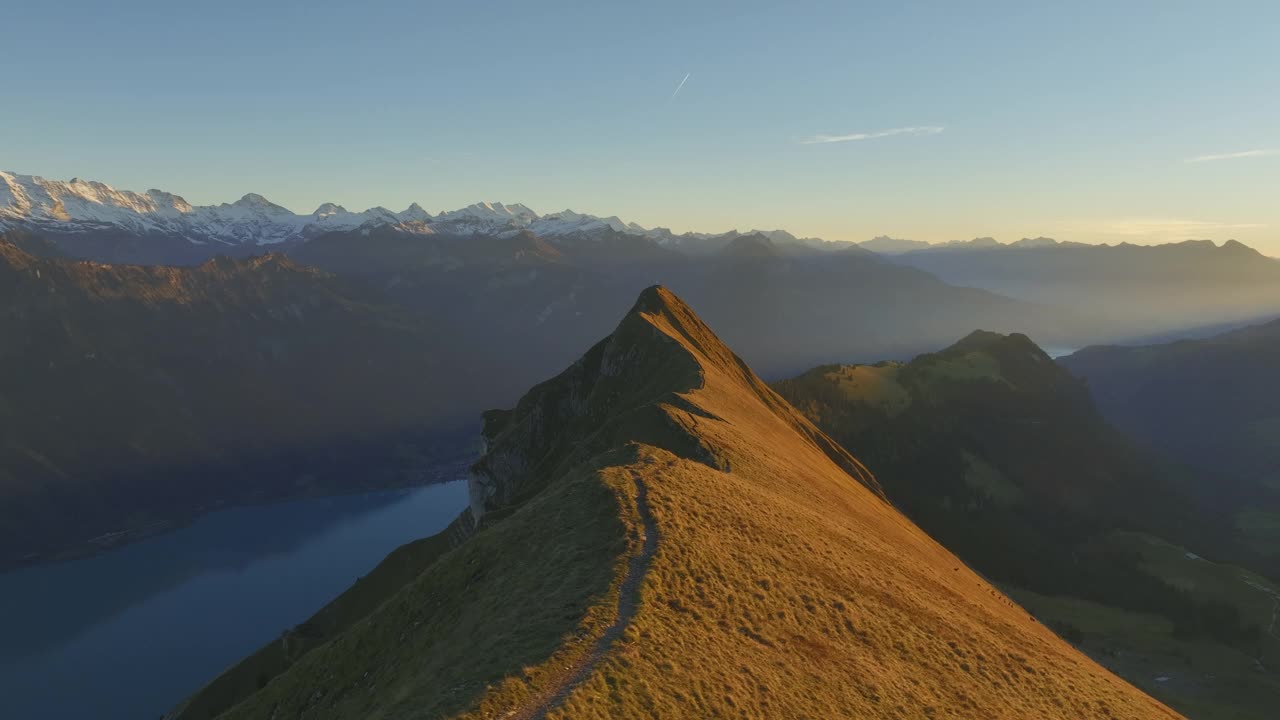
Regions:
[[0, 479, 469, 720]]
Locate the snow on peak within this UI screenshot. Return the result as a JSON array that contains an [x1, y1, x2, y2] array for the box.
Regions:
[[0, 170, 774, 250], [399, 203, 432, 223], [313, 202, 348, 217], [436, 201, 539, 225], [231, 193, 292, 215]]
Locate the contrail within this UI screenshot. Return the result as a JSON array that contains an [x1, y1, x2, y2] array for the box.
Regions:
[[669, 73, 690, 102]]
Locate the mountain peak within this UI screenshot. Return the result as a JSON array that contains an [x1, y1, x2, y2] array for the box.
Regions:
[[229, 193, 292, 216], [235, 193, 271, 206], [400, 202, 431, 221], [630, 283, 677, 313], [950, 328, 1012, 350], [719, 232, 778, 258], [860, 235, 931, 252], [1221, 238, 1262, 256], [1013, 236, 1059, 248], [925, 329, 1075, 393], [944, 329, 1052, 362], [470, 284, 882, 517]]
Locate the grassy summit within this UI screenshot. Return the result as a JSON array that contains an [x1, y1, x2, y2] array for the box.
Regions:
[[177, 287, 1177, 719]]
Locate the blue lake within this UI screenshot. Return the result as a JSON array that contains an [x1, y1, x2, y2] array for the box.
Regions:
[[0, 479, 469, 720]]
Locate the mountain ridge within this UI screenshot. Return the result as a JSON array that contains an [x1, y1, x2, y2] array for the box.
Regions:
[[173, 285, 1179, 720]]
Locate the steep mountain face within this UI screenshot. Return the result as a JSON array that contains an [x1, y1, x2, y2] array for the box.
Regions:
[[889, 239, 1280, 338], [0, 237, 476, 567], [774, 332, 1280, 718], [173, 287, 1177, 720], [1061, 319, 1280, 571]]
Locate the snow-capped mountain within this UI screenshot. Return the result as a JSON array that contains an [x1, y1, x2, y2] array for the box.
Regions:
[[0, 171, 865, 268], [0, 171, 439, 246], [0, 171, 693, 248]]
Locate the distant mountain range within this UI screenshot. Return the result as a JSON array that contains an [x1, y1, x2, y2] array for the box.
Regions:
[[5, 170, 1276, 343], [886, 236, 1280, 339], [857, 235, 1128, 254], [6, 170, 1270, 262], [0, 171, 847, 264]]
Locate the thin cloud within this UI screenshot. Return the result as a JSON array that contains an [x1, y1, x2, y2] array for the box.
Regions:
[[800, 125, 944, 145], [1069, 218, 1267, 242], [1185, 148, 1280, 163], [669, 73, 691, 102]]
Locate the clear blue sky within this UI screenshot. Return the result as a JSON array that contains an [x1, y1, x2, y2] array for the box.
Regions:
[[6, 0, 1279, 250]]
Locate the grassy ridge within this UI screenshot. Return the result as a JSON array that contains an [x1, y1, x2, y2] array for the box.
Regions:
[[185, 449, 632, 720], [179, 287, 1177, 719]]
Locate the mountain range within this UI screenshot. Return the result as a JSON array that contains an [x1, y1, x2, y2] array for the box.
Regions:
[[0, 171, 838, 264], [890, 237, 1280, 337], [7, 170, 1277, 348]]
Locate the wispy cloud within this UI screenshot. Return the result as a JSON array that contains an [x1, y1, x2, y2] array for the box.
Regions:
[[669, 73, 690, 102], [1068, 217, 1267, 242], [1185, 148, 1280, 163], [800, 125, 944, 145]]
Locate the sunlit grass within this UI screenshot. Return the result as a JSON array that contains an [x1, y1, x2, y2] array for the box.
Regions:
[[181, 288, 1179, 719]]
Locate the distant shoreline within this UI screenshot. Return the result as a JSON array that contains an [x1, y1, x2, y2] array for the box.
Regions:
[[2, 456, 475, 575]]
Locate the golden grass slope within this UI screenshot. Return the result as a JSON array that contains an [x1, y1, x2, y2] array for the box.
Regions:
[[192, 286, 1179, 719]]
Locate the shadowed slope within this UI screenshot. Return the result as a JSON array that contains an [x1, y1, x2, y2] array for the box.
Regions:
[[0, 237, 474, 566], [185, 287, 1177, 720]]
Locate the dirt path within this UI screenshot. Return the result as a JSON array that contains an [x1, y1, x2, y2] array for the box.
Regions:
[[507, 471, 659, 720]]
